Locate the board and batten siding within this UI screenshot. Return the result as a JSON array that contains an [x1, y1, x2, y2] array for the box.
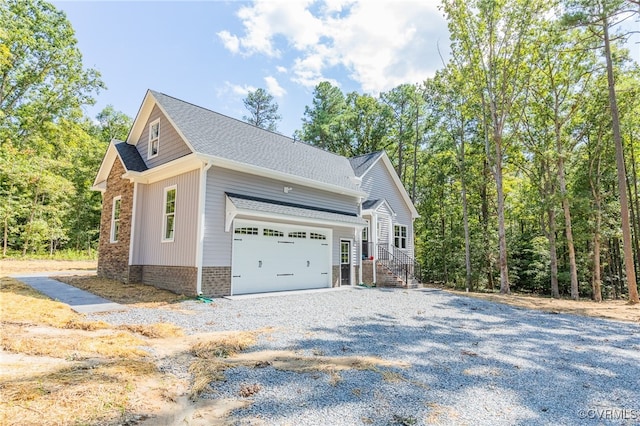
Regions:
[[361, 160, 414, 256], [132, 169, 199, 266], [136, 105, 192, 168], [203, 166, 360, 266]]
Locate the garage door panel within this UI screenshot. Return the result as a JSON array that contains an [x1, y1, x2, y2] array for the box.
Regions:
[[231, 221, 331, 295]]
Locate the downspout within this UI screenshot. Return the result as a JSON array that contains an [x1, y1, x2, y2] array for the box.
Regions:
[[372, 213, 377, 284], [358, 198, 363, 285], [196, 160, 213, 295]]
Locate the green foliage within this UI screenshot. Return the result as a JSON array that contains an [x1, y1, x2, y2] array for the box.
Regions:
[[0, 0, 127, 258], [242, 88, 281, 131]]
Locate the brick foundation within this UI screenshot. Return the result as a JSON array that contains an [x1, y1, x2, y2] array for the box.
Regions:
[[97, 159, 134, 283], [362, 260, 374, 285], [201, 267, 232, 297], [139, 265, 197, 296], [332, 265, 340, 287]]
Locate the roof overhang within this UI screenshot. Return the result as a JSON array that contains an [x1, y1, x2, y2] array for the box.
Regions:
[[197, 153, 367, 199], [225, 194, 367, 232], [122, 154, 201, 184], [362, 198, 396, 217], [91, 140, 123, 192]]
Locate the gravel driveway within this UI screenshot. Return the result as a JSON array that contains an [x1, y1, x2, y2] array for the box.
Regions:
[[90, 287, 640, 425]]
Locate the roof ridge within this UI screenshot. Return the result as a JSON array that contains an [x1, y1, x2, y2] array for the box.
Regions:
[[149, 89, 350, 162]]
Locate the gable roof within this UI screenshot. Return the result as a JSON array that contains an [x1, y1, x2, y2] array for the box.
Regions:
[[92, 139, 149, 191], [348, 151, 385, 177], [361, 198, 395, 216], [129, 90, 361, 194], [350, 151, 419, 219]]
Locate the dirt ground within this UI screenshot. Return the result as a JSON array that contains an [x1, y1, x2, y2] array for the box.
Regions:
[[0, 259, 97, 275], [1, 259, 637, 323], [2, 260, 638, 424], [445, 288, 640, 323]]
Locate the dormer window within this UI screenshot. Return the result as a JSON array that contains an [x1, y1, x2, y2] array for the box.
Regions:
[[148, 119, 160, 159]]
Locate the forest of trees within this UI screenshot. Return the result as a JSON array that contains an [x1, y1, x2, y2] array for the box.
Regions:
[[2, 0, 639, 302]]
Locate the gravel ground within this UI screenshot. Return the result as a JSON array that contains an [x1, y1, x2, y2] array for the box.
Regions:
[[90, 287, 640, 425]]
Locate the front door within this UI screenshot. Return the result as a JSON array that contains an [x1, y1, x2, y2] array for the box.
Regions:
[[340, 240, 351, 286]]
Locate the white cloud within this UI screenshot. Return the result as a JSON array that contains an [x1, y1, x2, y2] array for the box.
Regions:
[[218, 81, 257, 98], [276, 66, 288, 74], [216, 30, 240, 53], [265, 76, 286, 97], [218, 0, 449, 93]]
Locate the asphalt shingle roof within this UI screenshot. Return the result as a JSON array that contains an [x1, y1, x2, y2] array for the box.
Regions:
[[226, 193, 367, 226], [150, 90, 360, 192], [362, 199, 382, 210], [348, 151, 384, 177], [114, 140, 148, 172]]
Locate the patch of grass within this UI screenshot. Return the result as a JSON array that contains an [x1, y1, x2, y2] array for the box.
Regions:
[[1, 324, 148, 360], [188, 332, 258, 399], [0, 277, 109, 330], [119, 323, 184, 338], [191, 332, 257, 359], [55, 275, 188, 305], [0, 360, 158, 426]]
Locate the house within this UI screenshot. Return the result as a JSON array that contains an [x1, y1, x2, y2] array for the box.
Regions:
[[92, 90, 420, 296]]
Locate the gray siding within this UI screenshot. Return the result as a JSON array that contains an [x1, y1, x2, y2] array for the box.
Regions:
[[136, 105, 192, 167], [333, 227, 357, 265], [203, 166, 359, 266], [132, 169, 199, 266], [361, 160, 414, 255]]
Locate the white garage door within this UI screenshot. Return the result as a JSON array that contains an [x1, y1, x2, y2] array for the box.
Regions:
[[231, 220, 332, 295]]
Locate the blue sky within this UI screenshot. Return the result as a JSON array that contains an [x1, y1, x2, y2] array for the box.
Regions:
[[53, 1, 638, 139], [53, 0, 451, 137]]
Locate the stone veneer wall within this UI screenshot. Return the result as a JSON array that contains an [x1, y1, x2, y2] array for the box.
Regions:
[[139, 265, 197, 296], [97, 159, 134, 283], [201, 267, 232, 297]]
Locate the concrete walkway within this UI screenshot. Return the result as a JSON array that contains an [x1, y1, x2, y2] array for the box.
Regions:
[[11, 273, 126, 314]]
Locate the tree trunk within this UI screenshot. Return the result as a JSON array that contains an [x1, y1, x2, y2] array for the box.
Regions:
[[460, 129, 472, 292], [3, 216, 7, 257], [557, 155, 579, 300], [494, 130, 510, 294], [548, 206, 560, 298], [603, 18, 639, 303], [627, 142, 640, 278], [589, 141, 603, 302]]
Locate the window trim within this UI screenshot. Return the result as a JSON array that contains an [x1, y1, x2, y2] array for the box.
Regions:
[[394, 224, 407, 249], [162, 185, 177, 243], [148, 119, 160, 160], [110, 196, 121, 243]]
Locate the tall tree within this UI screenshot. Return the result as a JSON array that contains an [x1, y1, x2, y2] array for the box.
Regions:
[[242, 88, 281, 132], [0, 0, 103, 146], [564, 0, 639, 303], [297, 81, 347, 151], [442, 0, 545, 294]]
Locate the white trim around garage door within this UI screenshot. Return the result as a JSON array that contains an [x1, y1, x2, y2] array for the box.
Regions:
[[230, 219, 333, 295]]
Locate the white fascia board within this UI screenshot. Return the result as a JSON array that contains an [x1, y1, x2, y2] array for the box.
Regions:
[[123, 154, 201, 184], [197, 154, 367, 199], [127, 91, 197, 156], [126, 90, 155, 145], [91, 141, 119, 190]]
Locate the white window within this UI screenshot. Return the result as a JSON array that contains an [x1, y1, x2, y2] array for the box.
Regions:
[[110, 196, 121, 243], [394, 224, 407, 249], [288, 231, 306, 238], [362, 226, 368, 241], [148, 119, 160, 159], [310, 232, 327, 240], [162, 186, 176, 242], [263, 228, 284, 237], [235, 227, 258, 235]]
